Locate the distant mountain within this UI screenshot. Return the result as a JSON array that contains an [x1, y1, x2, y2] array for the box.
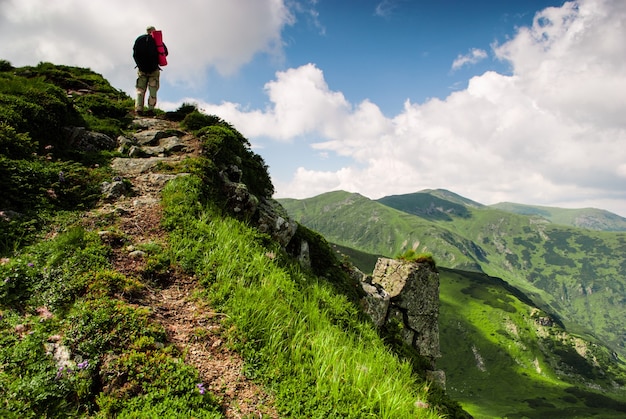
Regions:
[[279, 190, 626, 360], [438, 268, 626, 418], [379, 189, 626, 231], [416, 189, 485, 209], [491, 202, 626, 231], [337, 240, 626, 417], [377, 191, 474, 221], [281, 190, 486, 271], [281, 191, 626, 417]]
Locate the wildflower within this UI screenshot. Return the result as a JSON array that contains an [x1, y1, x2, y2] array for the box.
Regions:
[[27, 263, 34, 268], [58, 171, 65, 182], [77, 360, 89, 370], [196, 383, 205, 395]]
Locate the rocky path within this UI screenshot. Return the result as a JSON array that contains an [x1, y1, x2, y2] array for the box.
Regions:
[[94, 116, 278, 418]]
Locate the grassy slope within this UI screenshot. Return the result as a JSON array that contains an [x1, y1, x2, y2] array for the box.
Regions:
[[281, 191, 484, 271], [162, 177, 449, 418], [1, 62, 458, 418], [333, 243, 626, 418], [439, 268, 626, 419], [280, 192, 626, 359], [490, 202, 626, 231], [443, 207, 626, 354], [280, 192, 626, 417]]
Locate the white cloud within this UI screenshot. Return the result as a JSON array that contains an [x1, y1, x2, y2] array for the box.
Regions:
[[193, 0, 626, 216], [493, 0, 626, 128], [0, 0, 295, 93], [1, 0, 625, 216], [374, 0, 402, 18], [451, 48, 488, 71]]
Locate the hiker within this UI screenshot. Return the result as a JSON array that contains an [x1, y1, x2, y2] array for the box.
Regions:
[[133, 25, 168, 115]]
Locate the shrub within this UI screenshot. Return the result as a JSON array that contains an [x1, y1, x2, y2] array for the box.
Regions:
[[165, 102, 202, 122], [199, 124, 274, 199], [0, 158, 103, 214], [180, 109, 221, 132], [396, 249, 437, 268], [63, 297, 166, 357], [96, 350, 221, 418], [0, 59, 12, 72], [0, 123, 37, 159], [0, 313, 94, 417], [0, 82, 81, 152]]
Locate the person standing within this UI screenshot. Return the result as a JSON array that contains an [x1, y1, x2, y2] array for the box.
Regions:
[[133, 26, 168, 115]]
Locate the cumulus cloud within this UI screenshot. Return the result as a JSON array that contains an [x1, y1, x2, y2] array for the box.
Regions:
[[195, 0, 626, 216], [451, 48, 488, 71], [199, 64, 352, 140], [1, 0, 625, 215], [0, 0, 294, 93]]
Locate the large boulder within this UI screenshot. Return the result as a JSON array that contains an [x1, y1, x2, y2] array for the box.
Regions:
[[64, 126, 116, 151], [256, 198, 298, 248], [361, 257, 444, 385]]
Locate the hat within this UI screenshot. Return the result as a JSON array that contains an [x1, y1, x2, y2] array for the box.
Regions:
[[146, 26, 156, 33]]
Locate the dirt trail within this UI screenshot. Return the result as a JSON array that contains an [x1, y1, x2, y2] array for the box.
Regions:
[[98, 116, 278, 418]]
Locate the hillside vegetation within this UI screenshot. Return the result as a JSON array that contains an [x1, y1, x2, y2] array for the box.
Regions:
[[280, 190, 626, 355], [490, 202, 626, 231], [280, 191, 626, 417], [0, 61, 464, 417]]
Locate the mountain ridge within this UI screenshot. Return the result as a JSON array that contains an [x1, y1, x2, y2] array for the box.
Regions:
[[375, 188, 626, 230], [279, 190, 626, 357], [3, 60, 626, 418], [1, 61, 463, 418], [281, 191, 626, 417]]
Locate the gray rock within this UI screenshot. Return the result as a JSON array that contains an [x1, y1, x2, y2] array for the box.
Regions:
[[101, 180, 129, 201], [64, 127, 116, 151], [360, 280, 390, 329], [141, 137, 186, 157], [133, 129, 184, 146], [129, 250, 146, 259], [361, 257, 441, 371], [256, 198, 298, 248], [297, 240, 311, 269], [111, 157, 171, 175], [0, 209, 23, 221]]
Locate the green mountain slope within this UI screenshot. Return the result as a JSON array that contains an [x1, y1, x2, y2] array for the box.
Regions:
[[281, 191, 487, 271], [279, 191, 626, 361], [438, 268, 626, 419], [328, 243, 626, 418], [2, 61, 473, 418], [328, 241, 626, 417], [491, 202, 626, 231]]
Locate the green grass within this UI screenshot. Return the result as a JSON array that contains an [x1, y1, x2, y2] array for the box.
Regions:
[[0, 223, 223, 418], [280, 191, 626, 362], [162, 175, 446, 418], [438, 268, 626, 419]]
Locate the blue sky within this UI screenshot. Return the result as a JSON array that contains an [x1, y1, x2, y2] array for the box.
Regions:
[[1, 0, 626, 217], [173, 1, 555, 115]]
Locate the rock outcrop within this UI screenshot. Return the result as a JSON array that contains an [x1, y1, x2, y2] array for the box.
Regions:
[[108, 116, 297, 249], [360, 257, 444, 386]]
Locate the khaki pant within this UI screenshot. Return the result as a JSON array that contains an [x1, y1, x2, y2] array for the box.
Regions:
[[135, 69, 160, 111]]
